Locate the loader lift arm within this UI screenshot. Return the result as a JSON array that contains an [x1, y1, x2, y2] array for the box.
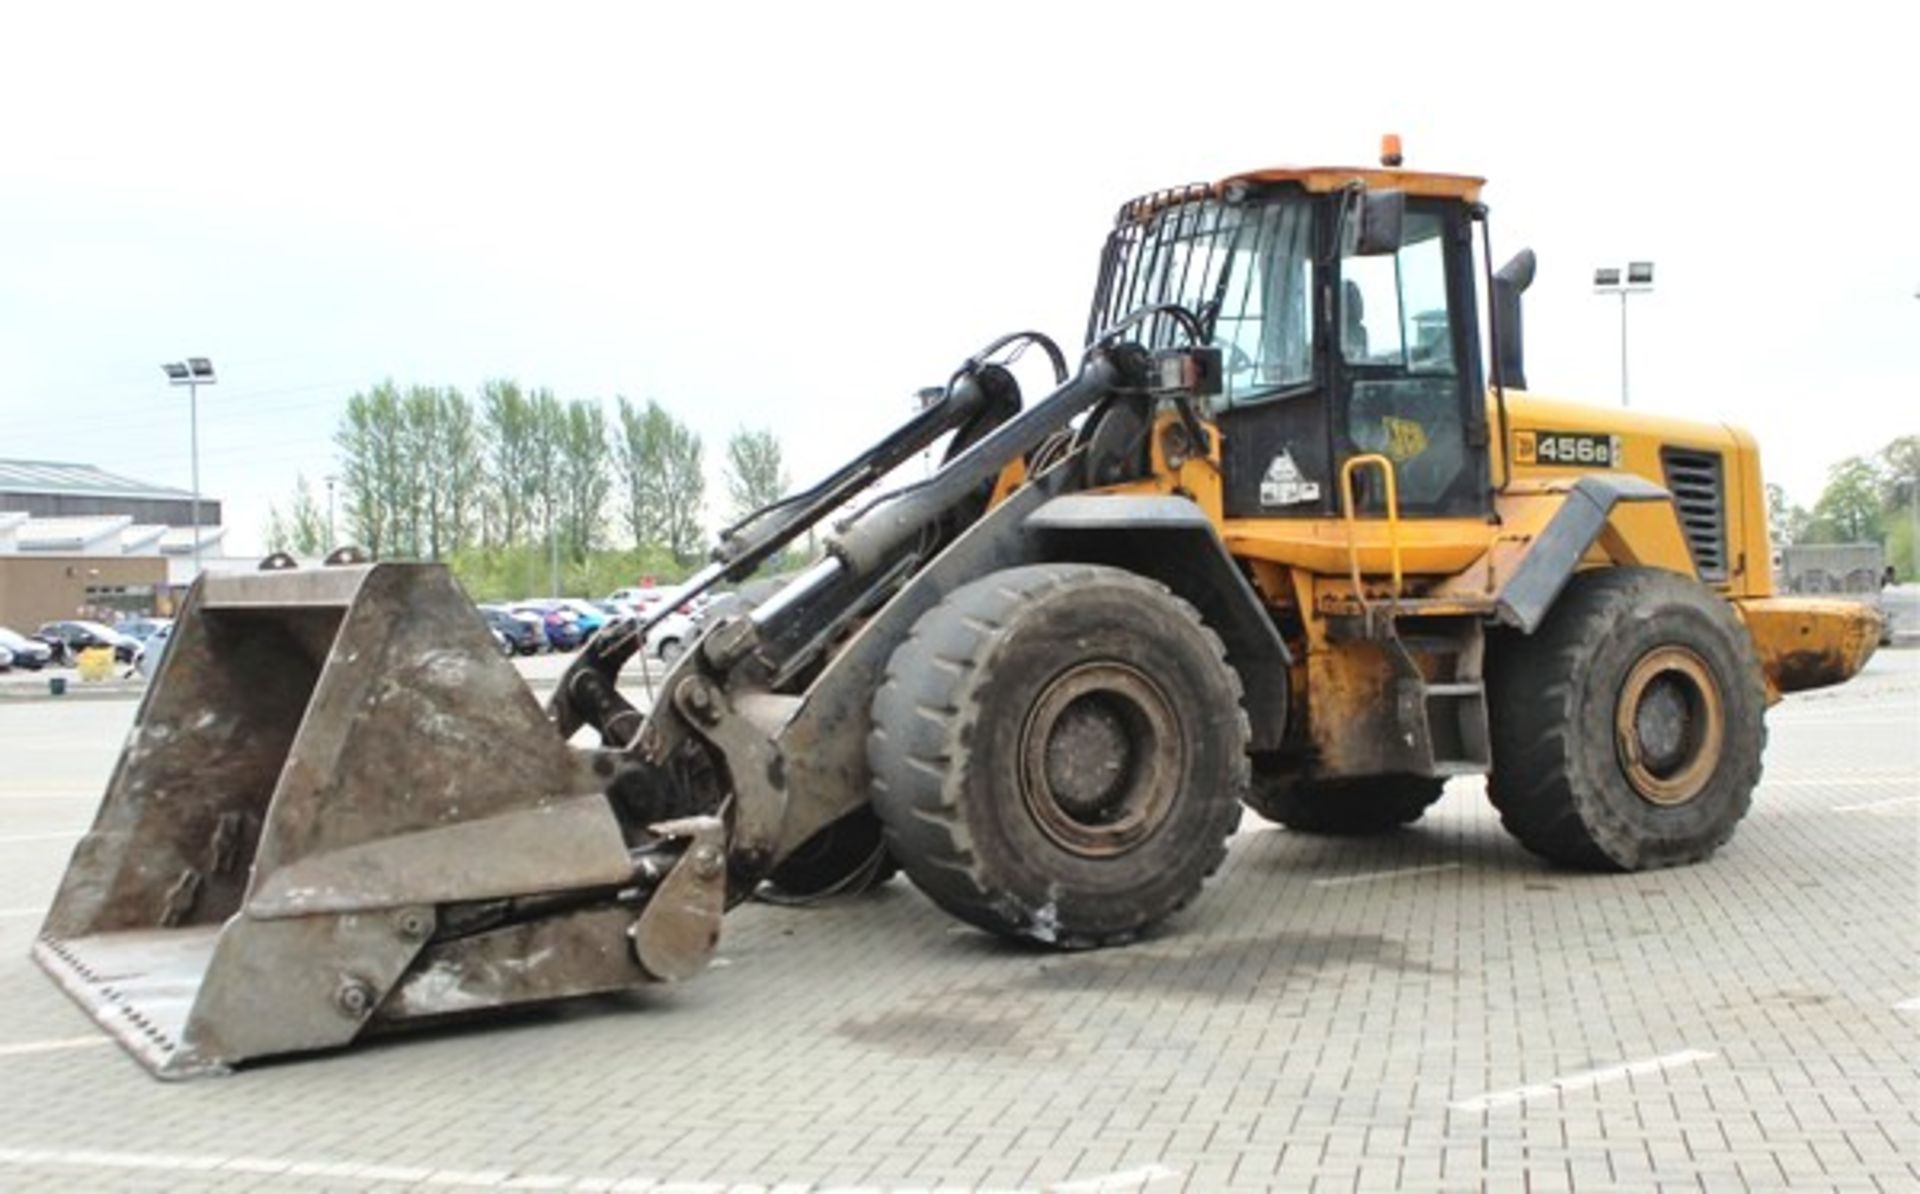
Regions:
[[553, 338, 1138, 758], [554, 339, 1156, 904]]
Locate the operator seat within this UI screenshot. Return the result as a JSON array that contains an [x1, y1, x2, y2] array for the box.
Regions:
[[1341, 280, 1369, 362]]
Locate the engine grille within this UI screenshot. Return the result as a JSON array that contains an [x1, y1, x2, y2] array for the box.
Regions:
[[1661, 448, 1728, 582]]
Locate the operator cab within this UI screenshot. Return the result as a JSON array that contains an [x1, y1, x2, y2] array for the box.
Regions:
[[1086, 150, 1492, 520]]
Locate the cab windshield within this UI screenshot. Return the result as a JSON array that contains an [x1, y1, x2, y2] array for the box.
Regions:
[[1088, 192, 1317, 406]]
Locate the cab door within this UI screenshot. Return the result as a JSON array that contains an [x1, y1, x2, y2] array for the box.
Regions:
[[1332, 201, 1490, 519]]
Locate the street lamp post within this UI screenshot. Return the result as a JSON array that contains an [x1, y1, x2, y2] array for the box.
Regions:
[[324, 474, 338, 552], [161, 358, 217, 575], [1593, 262, 1654, 407]]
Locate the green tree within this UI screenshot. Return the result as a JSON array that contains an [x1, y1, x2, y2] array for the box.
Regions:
[[1765, 482, 1812, 546], [723, 427, 788, 522], [525, 388, 569, 571], [480, 379, 540, 548], [557, 400, 612, 560], [615, 397, 706, 563], [335, 380, 408, 556], [438, 387, 484, 552], [395, 385, 483, 560], [1806, 455, 1884, 544], [264, 474, 330, 557], [1876, 434, 1920, 507], [1880, 435, 1920, 579]]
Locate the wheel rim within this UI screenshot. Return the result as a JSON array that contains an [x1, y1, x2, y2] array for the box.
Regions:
[[1018, 662, 1183, 856], [1614, 644, 1725, 806]]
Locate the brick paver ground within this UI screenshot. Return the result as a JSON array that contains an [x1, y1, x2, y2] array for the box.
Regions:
[[0, 652, 1913, 1192]]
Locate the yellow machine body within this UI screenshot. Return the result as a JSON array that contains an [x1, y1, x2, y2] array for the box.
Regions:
[[33, 150, 1882, 1079]]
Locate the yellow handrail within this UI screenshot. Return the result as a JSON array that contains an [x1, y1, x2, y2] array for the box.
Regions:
[[1339, 453, 1404, 602]]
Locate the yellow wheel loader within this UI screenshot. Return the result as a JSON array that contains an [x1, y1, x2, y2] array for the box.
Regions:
[[35, 146, 1882, 1078]]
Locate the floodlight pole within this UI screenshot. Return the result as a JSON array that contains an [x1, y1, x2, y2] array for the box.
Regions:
[[325, 475, 338, 551], [189, 379, 201, 572], [163, 359, 217, 576], [1594, 264, 1653, 408], [1617, 290, 1631, 409]]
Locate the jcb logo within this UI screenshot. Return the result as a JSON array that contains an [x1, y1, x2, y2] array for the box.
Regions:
[[1382, 417, 1428, 462]]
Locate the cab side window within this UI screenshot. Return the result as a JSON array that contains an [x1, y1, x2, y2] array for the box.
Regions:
[[1340, 213, 1454, 375]]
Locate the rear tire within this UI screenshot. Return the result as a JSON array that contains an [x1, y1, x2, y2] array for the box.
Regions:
[[869, 564, 1249, 948], [1244, 767, 1444, 835], [1486, 567, 1766, 871]]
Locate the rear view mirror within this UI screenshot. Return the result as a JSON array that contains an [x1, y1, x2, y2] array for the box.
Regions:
[[1344, 188, 1406, 257]]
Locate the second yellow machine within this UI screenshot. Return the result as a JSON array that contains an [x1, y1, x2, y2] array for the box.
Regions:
[[36, 145, 1880, 1077]]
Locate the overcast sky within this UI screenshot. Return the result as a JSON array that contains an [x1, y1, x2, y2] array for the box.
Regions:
[[2, 2, 1913, 555]]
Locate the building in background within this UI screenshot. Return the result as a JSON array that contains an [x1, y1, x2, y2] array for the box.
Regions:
[[0, 459, 229, 627]]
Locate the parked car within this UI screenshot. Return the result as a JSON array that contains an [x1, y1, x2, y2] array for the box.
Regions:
[[36, 620, 139, 664], [478, 605, 545, 655], [115, 616, 173, 646], [608, 585, 696, 617], [0, 644, 13, 672], [0, 627, 54, 671], [135, 622, 174, 680], [644, 609, 701, 663], [553, 599, 610, 639], [509, 601, 584, 652], [489, 627, 514, 658]]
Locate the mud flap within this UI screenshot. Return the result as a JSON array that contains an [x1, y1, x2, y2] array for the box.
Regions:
[[31, 563, 664, 1078]]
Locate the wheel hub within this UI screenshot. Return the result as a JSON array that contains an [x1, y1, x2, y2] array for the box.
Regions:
[[1019, 662, 1182, 856], [1615, 645, 1726, 806], [1044, 696, 1136, 817]]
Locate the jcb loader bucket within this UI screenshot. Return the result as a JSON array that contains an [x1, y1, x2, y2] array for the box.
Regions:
[[33, 563, 724, 1079]]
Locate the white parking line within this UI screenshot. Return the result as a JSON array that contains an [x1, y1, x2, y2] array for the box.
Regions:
[[1048, 1164, 1181, 1192], [1450, 1048, 1716, 1112], [0, 1038, 112, 1058], [1311, 862, 1460, 888], [1766, 776, 1920, 788], [0, 1142, 1138, 1191], [0, 1151, 1113, 1194], [1832, 796, 1920, 813], [0, 831, 82, 845], [1771, 717, 1917, 729], [1895, 996, 1920, 1012], [0, 1147, 580, 1188], [1765, 768, 1919, 779]]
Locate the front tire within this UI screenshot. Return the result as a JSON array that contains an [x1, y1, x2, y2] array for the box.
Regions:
[[1486, 567, 1766, 871], [869, 564, 1250, 948]]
